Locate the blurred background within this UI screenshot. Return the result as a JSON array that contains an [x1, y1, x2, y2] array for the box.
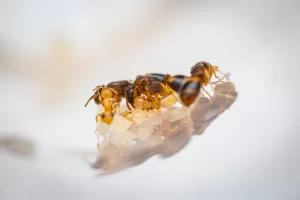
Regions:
[[0, 0, 299, 199]]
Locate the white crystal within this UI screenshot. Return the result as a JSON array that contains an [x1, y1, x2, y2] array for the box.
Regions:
[[146, 111, 163, 126], [110, 130, 137, 148], [97, 123, 109, 135], [161, 95, 177, 108], [110, 114, 133, 132], [168, 108, 186, 122], [132, 109, 148, 124], [160, 108, 171, 119], [137, 128, 152, 141]]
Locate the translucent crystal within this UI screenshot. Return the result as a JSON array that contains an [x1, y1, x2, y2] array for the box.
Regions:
[[145, 111, 163, 126], [160, 108, 171, 119], [214, 82, 235, 93], [110, 130, 137, 148], [212, 82, 238, 111], [160, 119, 172, 134], [110, 114, 133, 132], [167, 108, 186, 122], [161, 95, 177, 108], [137, 128, 152, 141], [97, 123, 109, 136], [132, 109, 148, 124]]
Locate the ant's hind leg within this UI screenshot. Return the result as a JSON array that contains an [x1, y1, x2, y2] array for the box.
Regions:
[[202, 87, 213, 99], [125, 94, 133, 110], [95, 115, 102, 151]]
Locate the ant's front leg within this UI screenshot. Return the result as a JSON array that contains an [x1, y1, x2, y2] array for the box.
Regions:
[[125, 93, 133, 110], [112, 95, 122, 114], [210, 72, 231, 85]]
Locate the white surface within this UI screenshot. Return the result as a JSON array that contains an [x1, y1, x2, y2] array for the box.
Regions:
[[1, 0, 299, 199]]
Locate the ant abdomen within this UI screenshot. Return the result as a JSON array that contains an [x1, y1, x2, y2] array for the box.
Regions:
[[101, 111, 114, 125], [167, 75, 189, 93], [179, 77, 202, 106]]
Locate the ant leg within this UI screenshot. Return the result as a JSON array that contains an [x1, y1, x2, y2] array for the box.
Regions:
[[210, 73, 231, 85], [96, 90, 103, 104], [171, 93, 183, 105], [121, 110, 132, 118], [216, 69, 232, 82], [95, 132, 101, 151], [95, 115, 101, 151], [213, 71, 225, 83], [202, 87, 212, 98], [112, 101, 121, 114], [164, 84, 183, 105], [114, 105, 118, 114], [125, 93, 133, 110], [109, 88, 119, 96], [159, 82, 172, 97]]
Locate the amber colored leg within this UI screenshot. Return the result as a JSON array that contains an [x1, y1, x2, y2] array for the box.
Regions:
[[95, 115, 101, 151], [213, 71, 224, 83], [109, 88, 119, 95], [210, 72, 231, 85]]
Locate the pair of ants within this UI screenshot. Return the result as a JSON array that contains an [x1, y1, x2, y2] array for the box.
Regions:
[[85, 61, 229, 125]]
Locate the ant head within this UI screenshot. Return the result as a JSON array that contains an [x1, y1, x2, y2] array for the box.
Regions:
[[101, 88, 114, 98], [163, 74, 171, 83], [190, 62, 211, 75]]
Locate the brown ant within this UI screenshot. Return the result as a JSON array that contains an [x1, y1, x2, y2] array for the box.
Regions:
[[125, 74, 189, 110], [180, 61, 227, 106], [143, 61, 227, 107], [124, 81, 161, 110]]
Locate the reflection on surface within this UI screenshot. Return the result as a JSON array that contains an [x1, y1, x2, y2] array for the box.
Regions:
[[90, 82, 238, 175]]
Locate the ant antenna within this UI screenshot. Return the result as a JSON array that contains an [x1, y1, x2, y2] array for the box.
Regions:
[[84, 94, 98, 107], [92, 85, 104, 91]]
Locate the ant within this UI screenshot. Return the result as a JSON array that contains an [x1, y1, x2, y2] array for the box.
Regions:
[[84, 80, 131, 125], [124, 74, 188, 110], [143, 61, 228, 107], [124, 80, 162, 110], [180, 61, 229, 106]]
